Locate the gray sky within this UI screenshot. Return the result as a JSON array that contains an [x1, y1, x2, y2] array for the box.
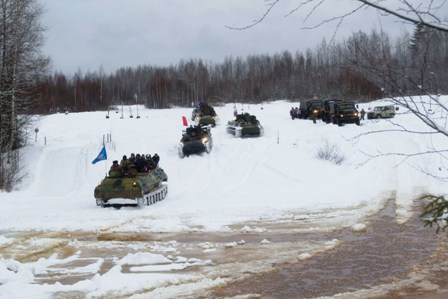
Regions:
[[39, 0, 415, 75]]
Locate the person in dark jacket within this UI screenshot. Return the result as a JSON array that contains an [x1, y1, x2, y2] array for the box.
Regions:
[[152, 153, 160, 167], [134, 154, 145, 172]]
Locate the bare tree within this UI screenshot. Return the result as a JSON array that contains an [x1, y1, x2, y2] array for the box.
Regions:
[[0, 0, 49, 191], [230, 0, 448, 231]]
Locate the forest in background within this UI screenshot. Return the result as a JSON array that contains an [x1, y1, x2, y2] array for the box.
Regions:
[[34, 25, 448, 114]]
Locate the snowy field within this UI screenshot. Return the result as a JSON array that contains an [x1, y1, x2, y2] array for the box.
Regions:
[[1, 96, 447, 298]]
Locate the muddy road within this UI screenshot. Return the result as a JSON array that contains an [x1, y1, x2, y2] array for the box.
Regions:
[[1, 199, 447, 298]]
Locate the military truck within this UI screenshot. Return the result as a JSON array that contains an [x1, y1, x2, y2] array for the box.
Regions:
[[321, 99, 342, 123], [332, 101, 360, 126], [299, 99, 323, 119], [367, 105, 396, 119]]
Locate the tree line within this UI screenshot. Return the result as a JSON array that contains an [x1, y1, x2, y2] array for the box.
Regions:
[[1, 0, 447, 193], [33, 26, 447, 114]]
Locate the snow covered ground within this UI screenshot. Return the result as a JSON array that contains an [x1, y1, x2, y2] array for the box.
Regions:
[[1, 96, 447, 298]]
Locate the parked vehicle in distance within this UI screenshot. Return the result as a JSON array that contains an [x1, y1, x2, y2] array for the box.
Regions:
[[332, 101, 360, 126], [299, 99, 323, 119], [367, 105, 397, 119], [321, 99, 342, 123]]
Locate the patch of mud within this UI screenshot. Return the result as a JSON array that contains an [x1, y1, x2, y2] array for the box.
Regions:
[[1, 199, 446, 299], [210, 200, 447, 299]]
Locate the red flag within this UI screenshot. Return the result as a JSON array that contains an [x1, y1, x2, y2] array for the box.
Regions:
[[182, 116, 188, 126]]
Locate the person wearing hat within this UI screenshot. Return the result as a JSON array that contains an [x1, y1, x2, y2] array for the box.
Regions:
[[120, 155, 132, 176], [108, 160, 123, 177]]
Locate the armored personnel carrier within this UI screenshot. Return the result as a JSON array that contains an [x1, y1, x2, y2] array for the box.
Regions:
[[94, 163, 168, 207], [227, 113, 263, 137], [191, 103, 218, 126], [178, 125, 213, 158]]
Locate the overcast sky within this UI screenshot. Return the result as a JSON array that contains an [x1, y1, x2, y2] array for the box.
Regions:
[[39, 0, 416, 76]]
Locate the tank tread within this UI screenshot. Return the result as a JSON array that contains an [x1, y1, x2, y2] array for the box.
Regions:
[[143, 183, 168, 205]]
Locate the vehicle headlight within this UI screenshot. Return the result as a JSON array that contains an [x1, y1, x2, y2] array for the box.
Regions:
[[179, 142, 184, 147], [354, 112, 358, 116], [133, 182, 137, 187], [202, 137, 209, 143]]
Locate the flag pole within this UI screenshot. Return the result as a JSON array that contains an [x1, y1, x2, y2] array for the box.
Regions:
[[104, 145, 108, 177]]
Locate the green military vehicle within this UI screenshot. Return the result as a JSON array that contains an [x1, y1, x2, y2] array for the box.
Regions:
[[226, 112, 263, 137], [178, 125, 213, 158], [321, 99, 342, 123], [191, 103, 218, 126], [94, 163, 168, 207], [332, 101, 360, 126], [299, 99, 323, 120]]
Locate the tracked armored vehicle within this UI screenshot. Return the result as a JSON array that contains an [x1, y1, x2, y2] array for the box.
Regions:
[[227, 113, 263, 137], [191, 103, 218, 126], [178, 125, 213, 158], [94, 165, 168, 207]]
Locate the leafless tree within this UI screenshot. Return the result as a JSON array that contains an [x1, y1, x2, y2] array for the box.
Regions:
[[0, 0, 50, 191], [226, 0, 448, 231]]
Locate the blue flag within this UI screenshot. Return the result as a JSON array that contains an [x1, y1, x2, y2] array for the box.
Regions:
[[92, 146, 107, 164]]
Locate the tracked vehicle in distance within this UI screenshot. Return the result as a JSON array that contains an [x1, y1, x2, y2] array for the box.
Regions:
[[178, 125, 213, 158], [227, 112, 263, 137], [191, 103, 218, 127], [94, 163, 168, 207]]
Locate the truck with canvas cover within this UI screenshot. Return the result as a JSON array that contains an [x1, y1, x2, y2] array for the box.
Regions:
[[94, 162, 168, 207], [332, 101, 360, 126], [226, 112, 263, 137], [321, 99, 342, 123], [299, 99, 323, 119]]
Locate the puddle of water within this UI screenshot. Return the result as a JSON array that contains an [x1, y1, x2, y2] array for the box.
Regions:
[[211, 200, 447, 299], [2, 199, 447, 299]]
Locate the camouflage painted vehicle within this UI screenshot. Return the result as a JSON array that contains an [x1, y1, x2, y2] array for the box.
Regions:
[[94, 166, 168, 207], [227, 113, 263, 137], [191, 103, 218, 126], [178, 125, 213, 158]]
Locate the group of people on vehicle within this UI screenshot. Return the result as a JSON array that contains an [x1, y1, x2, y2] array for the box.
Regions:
[[184, 125, 206, 141], [108, 153, 160, 178], [235, 112, 258, 124]]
